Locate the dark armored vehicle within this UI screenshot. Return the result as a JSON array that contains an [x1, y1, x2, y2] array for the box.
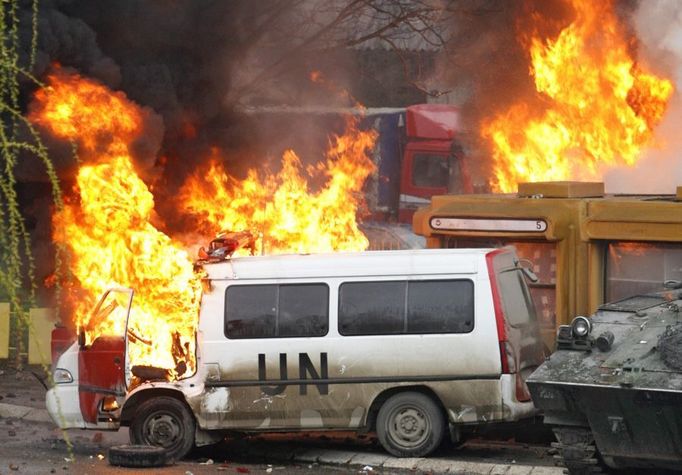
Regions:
[[527, 286, 682, 473]]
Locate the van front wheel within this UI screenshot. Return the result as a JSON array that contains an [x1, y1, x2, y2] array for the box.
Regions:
[[130, 396, 195, 462], [376, 392, 444, 457]]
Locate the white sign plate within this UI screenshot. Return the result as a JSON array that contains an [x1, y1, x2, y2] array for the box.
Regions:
[[430, 217, 547, 232]]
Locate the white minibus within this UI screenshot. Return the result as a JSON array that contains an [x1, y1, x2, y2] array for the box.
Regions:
[[47, 247, 545, 460]]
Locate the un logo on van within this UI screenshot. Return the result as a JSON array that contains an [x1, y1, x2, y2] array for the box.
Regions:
[[258, 353, 329, 396]]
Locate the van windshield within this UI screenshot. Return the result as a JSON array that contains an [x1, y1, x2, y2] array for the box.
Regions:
[[493, 253, 537, 328]]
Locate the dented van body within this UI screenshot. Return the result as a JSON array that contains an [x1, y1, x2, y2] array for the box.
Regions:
[[47, 247, 545, 460]]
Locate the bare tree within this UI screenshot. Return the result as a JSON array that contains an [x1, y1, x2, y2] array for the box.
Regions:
[[227, 0, 502, 105]]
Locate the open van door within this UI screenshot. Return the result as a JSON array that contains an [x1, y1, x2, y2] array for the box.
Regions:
[[77, 288, 133, 424], [487, 248, 547, 402]]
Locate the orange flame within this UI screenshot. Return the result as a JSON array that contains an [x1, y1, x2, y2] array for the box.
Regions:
[[30, 67, 377, 380], [178, 117, 377, 254], [31, 67, 201, 379], [483, 0, 674, 192]]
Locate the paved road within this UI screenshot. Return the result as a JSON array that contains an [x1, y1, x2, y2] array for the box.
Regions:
[[0, 418, 561, 475], [0, 367, 562, 474]]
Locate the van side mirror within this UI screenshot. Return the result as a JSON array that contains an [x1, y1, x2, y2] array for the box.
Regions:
[[77, 326, 86, 348]]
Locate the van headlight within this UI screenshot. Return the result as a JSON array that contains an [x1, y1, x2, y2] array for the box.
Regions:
[[53, 368, 73, 384], [571, 316, 592, 338]]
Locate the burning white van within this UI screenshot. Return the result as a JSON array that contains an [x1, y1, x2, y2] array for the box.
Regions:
[[47, 247, 545, 461]]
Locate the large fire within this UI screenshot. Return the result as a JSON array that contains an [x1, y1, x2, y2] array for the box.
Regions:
[[178, 119, 376, 254], [30, 67, 376, 380], [31, 68, 202, 378], [483, 0, 674, 193]]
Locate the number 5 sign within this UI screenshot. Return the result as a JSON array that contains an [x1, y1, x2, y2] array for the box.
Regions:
[[430, 217, 548, 232]]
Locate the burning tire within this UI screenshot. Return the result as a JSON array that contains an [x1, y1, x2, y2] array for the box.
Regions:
[[108, 444, 169, 468], [129, 396, 195, 462], [376, 391, 445, 457]]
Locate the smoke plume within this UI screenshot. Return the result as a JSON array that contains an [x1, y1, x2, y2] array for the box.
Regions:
[[604, 0, 682, 194], [433, 0, 575, 187]]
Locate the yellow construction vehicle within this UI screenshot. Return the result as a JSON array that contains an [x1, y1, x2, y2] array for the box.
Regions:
[[413, 181, 682, 348]]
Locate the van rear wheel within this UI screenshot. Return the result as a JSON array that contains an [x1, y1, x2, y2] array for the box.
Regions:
[[376, 391, 444, 457], [129, 396, 195, 462]]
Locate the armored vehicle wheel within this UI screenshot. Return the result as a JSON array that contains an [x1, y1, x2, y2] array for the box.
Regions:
[[376, 391, 445, 457], [130, 396, 195, 462], [552, 426, 603, 474], [108, 444, 169, 467]]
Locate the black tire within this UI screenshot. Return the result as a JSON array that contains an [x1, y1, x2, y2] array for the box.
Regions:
[[108, 444, 169, 468], [129, 396, 195, 462], [376, 391, 445, 457]]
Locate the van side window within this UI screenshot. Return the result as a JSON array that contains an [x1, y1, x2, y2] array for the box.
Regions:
[[338, 282, 405, 335], [278, 284, 329, 337], [339, 280, 474, 336], [496, 269, 535, 327], [225, 284, 329, 339], [225, 285, 277, 338], [407, 280, 474, 333]]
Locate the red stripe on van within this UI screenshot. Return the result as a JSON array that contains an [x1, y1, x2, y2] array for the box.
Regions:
[[486, 248, 510, 374]]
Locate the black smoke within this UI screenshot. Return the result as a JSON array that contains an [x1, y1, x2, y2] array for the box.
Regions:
[[15, 0, 365, 303], [434, 0, 640, 186]]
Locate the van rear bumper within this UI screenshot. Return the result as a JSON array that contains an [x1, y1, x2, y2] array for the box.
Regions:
[[500, 374, 538, 420]]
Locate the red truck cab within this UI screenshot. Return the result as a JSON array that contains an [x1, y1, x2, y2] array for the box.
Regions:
[[398, 104, 473, 222]]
